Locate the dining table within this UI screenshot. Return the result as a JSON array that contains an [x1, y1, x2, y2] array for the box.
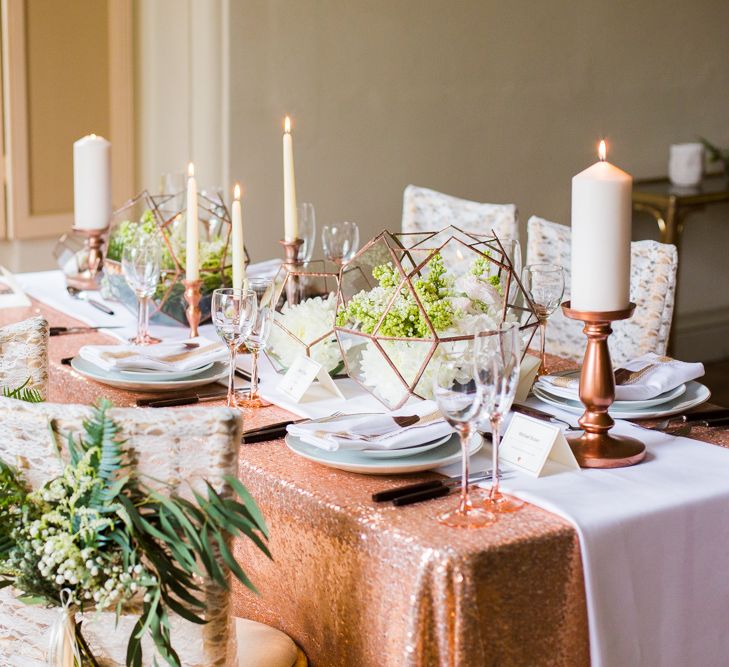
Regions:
[[3, 274, 729, 667]]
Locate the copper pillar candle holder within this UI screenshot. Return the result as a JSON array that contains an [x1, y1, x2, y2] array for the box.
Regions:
[[66, 227, 108, 291], [561, 301, 645, 468], [182, 279, 202, 338]]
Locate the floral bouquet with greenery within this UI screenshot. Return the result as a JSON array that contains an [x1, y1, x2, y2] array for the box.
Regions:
[[0, 400, 268, 666]]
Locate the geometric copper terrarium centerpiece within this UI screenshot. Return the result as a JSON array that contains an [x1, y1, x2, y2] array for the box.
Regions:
[[103, 189, 245, 326], [334, 226, 540, 409], [265, 260, 344, 375]]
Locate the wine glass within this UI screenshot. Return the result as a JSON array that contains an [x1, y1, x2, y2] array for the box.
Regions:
[[432, 342, 496, 529], [521, 264, 565, 376], [322, 221, 359, 264], [297, 203, 317, 263], [236, 279, 274, 409], [473, 322, 524, 513], [212, 288, 258, 407], [122, 233, 162, 345]]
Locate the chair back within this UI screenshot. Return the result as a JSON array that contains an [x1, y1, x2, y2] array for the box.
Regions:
[[0, 398, 241, 667], [401, 184, 519, 242], [0, 317, 48, 398], [526, 216, 678, 364]]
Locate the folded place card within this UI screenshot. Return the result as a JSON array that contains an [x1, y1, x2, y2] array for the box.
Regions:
[[499, 413, 579, 477], [0, 267, 31, 309], [515, 354, 540, 403], [277, 354, 345, 403]]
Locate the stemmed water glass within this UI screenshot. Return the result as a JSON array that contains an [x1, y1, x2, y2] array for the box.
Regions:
[[322, 221, 359, 264], [122, 233, 162, 345], [474, 322, 524, 513], [297, 203, 317, 263], [212, 288, 258, 407], [521, 264, 565, 376], [236, 279, 274, 409], [432, 343, 496, 529]]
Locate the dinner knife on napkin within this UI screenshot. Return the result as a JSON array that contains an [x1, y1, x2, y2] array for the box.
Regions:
[[137, 391, 227, 408]]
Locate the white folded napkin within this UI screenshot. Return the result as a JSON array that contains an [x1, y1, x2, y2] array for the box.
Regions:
[[537, 352, 705, 402], [287, 401, 454, 452], [79, 337, 228, 373]]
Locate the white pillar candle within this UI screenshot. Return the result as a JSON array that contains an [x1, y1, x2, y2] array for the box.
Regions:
[[571, 140, 632, 312], [73, 134, 111, 230], [231, 183, 246, 289], [186, 162, 200, 281], [282, 116, 299, 241]]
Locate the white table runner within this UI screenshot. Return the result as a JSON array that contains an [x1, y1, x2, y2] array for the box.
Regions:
[[19, 270, 729, 667]]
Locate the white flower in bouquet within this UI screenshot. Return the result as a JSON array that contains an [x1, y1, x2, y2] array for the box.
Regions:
[[268, 293, 343, 373]]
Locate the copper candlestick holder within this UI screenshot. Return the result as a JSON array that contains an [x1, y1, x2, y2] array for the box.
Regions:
[[65, 227, 108, 291], [182, 279, 202, 338], [279, 238, 304, 305], [561, 301, 645, 468]]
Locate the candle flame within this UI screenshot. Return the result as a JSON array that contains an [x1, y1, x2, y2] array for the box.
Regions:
[[234, 183, 241, 200], [598, 140, 607, 162], [90, 133, 96, 139], [284, 116, 291, 133], [188, 162, 195, 177]]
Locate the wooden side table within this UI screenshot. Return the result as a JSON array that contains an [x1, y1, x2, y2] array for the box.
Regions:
[[632, 174, 729, 352], [632, 174, 729, 246]]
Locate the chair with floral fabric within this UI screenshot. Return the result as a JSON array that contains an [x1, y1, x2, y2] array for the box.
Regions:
[[526, 216, 678, 364], [0, 398, 305, 667], [0, 317, 49, 398], [401, 184, 520, 242]]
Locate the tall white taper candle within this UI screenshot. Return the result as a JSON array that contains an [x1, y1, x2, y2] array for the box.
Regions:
[[571, 140, 632, 312], [231, 183, 245, 289], [282, 116, 299, 241], [186, 162, 200, 281]]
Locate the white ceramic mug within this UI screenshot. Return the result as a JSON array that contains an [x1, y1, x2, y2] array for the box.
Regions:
[[668, 143, 703, 187]]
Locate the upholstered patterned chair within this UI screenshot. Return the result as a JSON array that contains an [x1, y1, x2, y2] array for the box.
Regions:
[[0, 317, 48, 398], [0, 399, 303, 667], [526, 216, 678, 364], [401, 185, 520, 242]]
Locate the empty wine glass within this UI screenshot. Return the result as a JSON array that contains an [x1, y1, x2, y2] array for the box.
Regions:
[[322, 221, 359, 264], [236, 279, 274, 409], [297, 203, 317, 263], [122, 233, 162, 345], [474, 322, 524, 513], [432, 342, 496, 529], [521, 264, 565, 376], [212, 288, 257, 407]]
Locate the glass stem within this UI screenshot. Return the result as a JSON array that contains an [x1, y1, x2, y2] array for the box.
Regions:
[[137, 295, 149, 341], [458, 424, 472, 514], [250, 350, 260, 399], [227, 343, 237, 407], [539, 318, 548, 374], [490, 416, 501, 501]]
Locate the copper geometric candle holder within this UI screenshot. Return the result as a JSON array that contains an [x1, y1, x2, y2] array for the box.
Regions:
[[561, 301, 646, 468], [182, 279, 202, 338], [279, 238, 304, 305]]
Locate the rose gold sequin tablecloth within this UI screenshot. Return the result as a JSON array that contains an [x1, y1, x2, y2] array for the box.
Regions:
[[4, 300, 729, 667]]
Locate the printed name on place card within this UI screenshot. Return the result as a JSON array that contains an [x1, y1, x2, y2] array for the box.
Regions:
[[277, 355, 344, 403], [499, 413, 579, 477]]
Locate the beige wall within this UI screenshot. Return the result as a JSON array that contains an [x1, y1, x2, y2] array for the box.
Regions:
[[227, 0, 729, 358]]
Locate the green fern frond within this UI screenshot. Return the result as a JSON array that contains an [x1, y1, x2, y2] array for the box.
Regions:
[[2, 378, 43, 403]]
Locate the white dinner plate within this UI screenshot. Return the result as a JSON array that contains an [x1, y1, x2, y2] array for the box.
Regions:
[[70, 357, 228, 392], [532, 380, 711, 419], [534, 373, 686, 410], [285, 432, 483, 475], [117, 361, 214, 382], [360, 433, 452, 459]]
